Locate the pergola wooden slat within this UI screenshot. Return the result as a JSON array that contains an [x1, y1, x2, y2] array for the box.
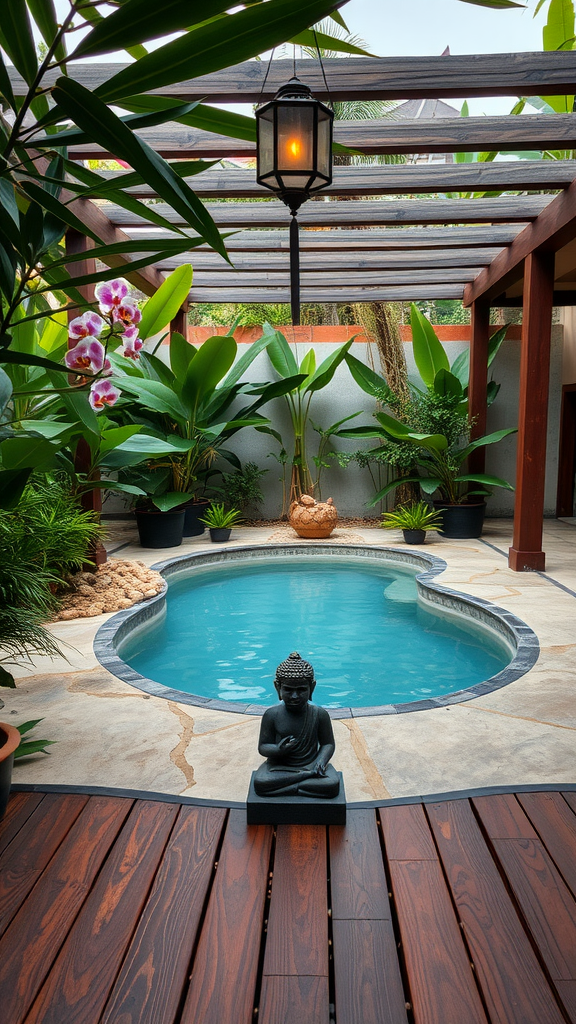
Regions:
[[66, 114, 576, 160], [123, 226, 525, 250], [153, 248, 501, 271], [99, 162, 576, 198], [13, 51, 576, 101]]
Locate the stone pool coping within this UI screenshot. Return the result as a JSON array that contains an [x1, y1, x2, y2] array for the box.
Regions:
[[93, 543, 540, 718]]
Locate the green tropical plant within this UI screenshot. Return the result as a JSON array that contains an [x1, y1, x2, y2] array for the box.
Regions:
[[115, 323, 305, 506], [217, 462, 268, 516], [380, 501, 444, 532], [13, 719, 55, 760], [199, 502, 243, 529], [339, 304, 516, 506]]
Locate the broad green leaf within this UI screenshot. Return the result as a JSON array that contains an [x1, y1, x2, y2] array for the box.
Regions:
[[0, 367, 13, 415], [305, 339, 355, 394], [410, 304, 449, 386], [365, 475, 425, 507], [299, 348, 316, 386], [433, 368, 463, 399], [267, 332, 299, 379], [16, 719, 44, 736], [0, 436, 60, 470], [0, 468, 31, 509], [543, 0, 575, 111], [0, 0, 37, 86], [58, 389, 100, 440], [454, 472, 514, 490], [122, 96, 258, 144], [170, 331, 195, 382], [114, 377, 188, 423], [19, 181, 104, 244], [99, 425, 144, 454], [290, 29, 376, 56], [151, 492, 188, 512], [94, 0, 353, 103], [219, 324, 281, 389], [459, 427, 517, 460], [181, 335, 237, 416], [345, 352, 394, 401], [139, 266, 193, 340]]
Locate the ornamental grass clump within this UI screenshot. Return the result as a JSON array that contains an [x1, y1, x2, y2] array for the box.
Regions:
[[199, 503, 244, 530], [380, 501, 444, 533]]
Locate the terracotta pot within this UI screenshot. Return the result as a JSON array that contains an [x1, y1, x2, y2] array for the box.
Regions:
[[433, 502, 486, 539], [289, 495, 338, 539], [0, 722, 20, 821]]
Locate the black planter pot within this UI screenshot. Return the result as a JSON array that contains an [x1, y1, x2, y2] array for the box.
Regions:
[[209, 527, 232, 542], [183, 498, 209, 537], [402, 528, 426, 545], [433, 502, 486, 539], [135, 509, 185, 548]]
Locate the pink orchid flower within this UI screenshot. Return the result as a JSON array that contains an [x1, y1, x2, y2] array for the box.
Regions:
[[65, 338, 107, 375], [89, 379, 120, 411], [113, 302, 142, 327], [68, 311, 104, 342], [122, 333, 143, 360], [95, 278, 129, 313]]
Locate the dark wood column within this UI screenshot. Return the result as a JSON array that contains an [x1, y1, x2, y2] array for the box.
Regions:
[[170, 304, 189, 340], [509, 249, 554, 571], [65, 229, 107, 567], [468, 299, 490, 475]]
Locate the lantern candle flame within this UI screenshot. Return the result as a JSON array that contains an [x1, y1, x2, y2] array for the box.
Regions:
[[288, 138, 301, 159]]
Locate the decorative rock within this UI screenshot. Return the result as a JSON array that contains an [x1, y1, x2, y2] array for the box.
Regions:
[[289, 495, 338, 539], [52, 558, 164, 621]]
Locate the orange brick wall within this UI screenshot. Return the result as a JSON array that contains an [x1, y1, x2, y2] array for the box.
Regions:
[[183, 324, 522, 345]]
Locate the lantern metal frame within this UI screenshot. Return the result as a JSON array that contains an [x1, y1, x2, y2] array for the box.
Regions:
[[256, 77, 334, 325]]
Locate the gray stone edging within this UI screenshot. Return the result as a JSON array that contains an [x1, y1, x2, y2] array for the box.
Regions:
[[93, 543, 540, 718]]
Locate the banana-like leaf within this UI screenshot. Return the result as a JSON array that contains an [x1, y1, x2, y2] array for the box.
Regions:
[[305, 338, 355, 394], [93, 0, 350, 103], [52, 78, 227, 257], [114, 377, 188, 423], [139, 266, 193, 341], [289, 28, 376, 56], [410, 304, 449, 386], [0, 367, 12, 414], [345, 352, 394, 401], [365, 475, 425, 508], [454, 472, 514, 490], [151, 492, 189, 512], [0, 435, 63, 470], [170, 331, 195, 383], [181, 335, 237, 417], [459, 427, 517, 460], [451, 324, 509, 387], [0, 0, 37, 86], [267, 331, 299, 379], [219, 325, 280, 389], [433, 368, 463, 399], [99, 425, 144, 454]]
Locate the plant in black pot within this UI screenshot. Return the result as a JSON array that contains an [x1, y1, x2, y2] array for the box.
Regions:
[[199, 503, 243, 543], [380, 501, 444, 545], [338, 305, 516, 539]]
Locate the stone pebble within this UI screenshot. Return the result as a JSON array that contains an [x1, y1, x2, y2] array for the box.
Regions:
[[52, 559, 164, 621]]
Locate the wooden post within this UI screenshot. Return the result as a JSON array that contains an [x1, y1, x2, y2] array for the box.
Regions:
[[508, 249, 554, 572], [468, 299, 490, 476], [65, 229, 107, 568], [170, 304, 189, 341]]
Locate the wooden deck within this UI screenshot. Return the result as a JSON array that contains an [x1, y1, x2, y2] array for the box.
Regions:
[[2, 786, 576, 1024]]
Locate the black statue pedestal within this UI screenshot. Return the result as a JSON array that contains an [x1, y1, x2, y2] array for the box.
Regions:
[[246, 771, 346, 825]]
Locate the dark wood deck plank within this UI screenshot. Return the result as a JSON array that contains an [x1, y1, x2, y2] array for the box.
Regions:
[[380, 804, 488, 1024], [472, 793, 539, 840], [428, 799, 566, 1024], [516, 792, 576, 899], [263, 824, 328, 978], [0, 794, 88, 939], [101, 805, 226, 1024], [0, 796, 131, 1024], [332, 919, 408, 1024], [0, 793, 45, 857], [180, 810, 273, 1024], [258, 976, 329, 1024], [330, 809, 390, 920], [22, 800, 178, 1024]]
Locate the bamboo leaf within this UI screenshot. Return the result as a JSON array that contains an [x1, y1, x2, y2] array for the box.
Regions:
[[30, 101, 203, 149], [93, 0, 351, 103], [27, 0, 66, 63], [289, 29, 376, 56], [0, 0, 37, 86], [139, 266, 193, 341]]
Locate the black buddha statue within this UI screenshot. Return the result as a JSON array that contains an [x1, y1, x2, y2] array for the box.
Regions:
[[253, 652, 340, 798]]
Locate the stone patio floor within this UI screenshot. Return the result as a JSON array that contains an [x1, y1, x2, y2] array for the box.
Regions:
[[4, 519, 576, 804]]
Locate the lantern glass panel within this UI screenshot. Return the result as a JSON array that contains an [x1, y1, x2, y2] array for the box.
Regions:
[[276, 104, 314, 176], [316, 111, 332, 181], [257, 107, 275, 179]]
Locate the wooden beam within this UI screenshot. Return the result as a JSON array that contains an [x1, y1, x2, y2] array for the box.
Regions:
[[188, 285, 465, 302], [123, 226, 524, 251], [183, 268, 479, 286], [105, 197, 551, 229], [66, 117, 576, 160], [152, 249, 501, 272], [509, 250, 555, 572], [494, 290, 576, 305], [13, 52, 576, 102], [465, 176, 576, 304], [98, 162, 576, 199], [468, 301, 491, 477]]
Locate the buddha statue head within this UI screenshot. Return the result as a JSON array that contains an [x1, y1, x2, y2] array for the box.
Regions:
[[274, 651, 316, 708]]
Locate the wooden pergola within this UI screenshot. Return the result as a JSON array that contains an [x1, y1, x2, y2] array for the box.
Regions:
[[12, 50, 576, 570]]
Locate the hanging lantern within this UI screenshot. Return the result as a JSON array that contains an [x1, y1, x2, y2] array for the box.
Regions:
[[256, 78, 333, 324], [256, 78, 333, 212]]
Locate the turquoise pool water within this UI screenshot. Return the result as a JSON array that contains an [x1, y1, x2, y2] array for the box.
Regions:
[[122, 559, 511, 708]]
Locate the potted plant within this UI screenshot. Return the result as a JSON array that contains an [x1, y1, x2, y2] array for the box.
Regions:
[[199, 503, 243, 542], [339, 306, 516, 539], [380, 501, 444, 544]]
